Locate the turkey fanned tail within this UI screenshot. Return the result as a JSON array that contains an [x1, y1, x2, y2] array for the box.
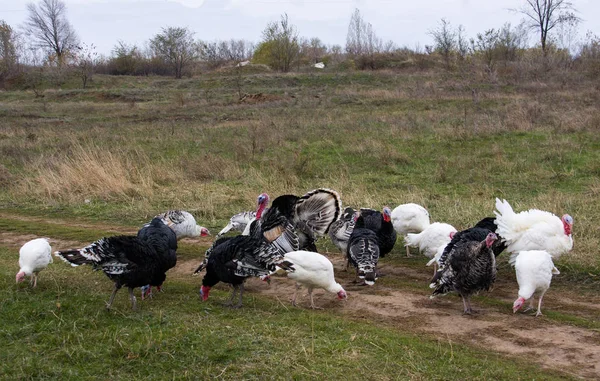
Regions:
[[294, 188, 342, 236]]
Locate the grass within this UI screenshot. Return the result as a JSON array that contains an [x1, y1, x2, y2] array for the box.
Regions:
[[0, 245, 573, 380], [1, 69, 599, 379]]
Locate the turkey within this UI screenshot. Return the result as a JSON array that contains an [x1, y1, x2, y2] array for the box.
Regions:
[[329, 207, 356, 255], [494, 198, 573, 264], [347, 213, 380, 285], [429, 217, 506, 273], [55, 235, 169, 310], [280, 250, 347, 309], [405, 222, 457, 270], [16, 238, 53, 287], [358, 207, 397, 257], [137, 217, 178, 299], [391, 203, 430, 257], [512, 250, 560, 317], [430, 232, 498, 314], [216, 211, 257, 238], [154, 210, 210, 240]]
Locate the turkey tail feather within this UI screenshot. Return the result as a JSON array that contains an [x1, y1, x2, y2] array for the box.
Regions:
[[54, 249, 91, 267], [295, 188, 342, 236]]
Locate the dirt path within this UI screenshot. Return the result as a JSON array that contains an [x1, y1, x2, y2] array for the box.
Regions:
[[4, 228, 600, 379], [242, 256, 600, 380]]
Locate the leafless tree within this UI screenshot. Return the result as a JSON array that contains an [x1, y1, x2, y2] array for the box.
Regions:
[[72, 42, 97, 88], [345, 9, 383, 69], [457, 25, 470, 61], [497, 22, 529, 62], [516, 0, 580, 56], [150, 26, 200, 78], [23, 0, 78, 65], [429, 18, 457, 69]]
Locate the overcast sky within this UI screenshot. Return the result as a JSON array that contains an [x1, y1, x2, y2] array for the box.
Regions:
[[1, 0, 598, 56]]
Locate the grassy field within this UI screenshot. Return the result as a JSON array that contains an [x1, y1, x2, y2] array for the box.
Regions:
[[1, 69, 599, 379]]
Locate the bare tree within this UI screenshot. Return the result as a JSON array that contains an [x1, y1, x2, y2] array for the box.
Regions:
[[72, 42, 97, 88], [23, 0, 78, 65], [516, 0, 580, 56], [497, 22, 529, 62], [150, 26, 200, 78], [345, 9, 383, 69], [471, 29, 500, 70], [429, 18, 457, 69], [457, 25, 470, 61]]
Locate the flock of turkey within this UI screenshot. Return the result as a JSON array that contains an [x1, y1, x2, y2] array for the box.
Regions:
[[16, 188, 574, 316]]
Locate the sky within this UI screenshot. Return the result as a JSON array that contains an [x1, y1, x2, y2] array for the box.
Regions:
[[1, 0, 598, 56]]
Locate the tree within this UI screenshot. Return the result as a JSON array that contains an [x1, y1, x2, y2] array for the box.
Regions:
[[23, 0, 78, 66], [0, 20, 20, 84], [72, 42, 97, 88], [429, 18, 457, 69], [150, 26, 200, 78], [471, 29, 499, 70], [345, 9, 383, 69], [258, 14, 300, 72], [497, 22, 528, 62], [516, 0, 580, 56]]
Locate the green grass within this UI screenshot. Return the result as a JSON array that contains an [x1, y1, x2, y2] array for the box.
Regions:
[[0, 246, 573, 380]]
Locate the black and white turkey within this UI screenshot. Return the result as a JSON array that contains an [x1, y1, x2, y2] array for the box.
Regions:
[[216, 211, 257, 238], [428, 217, 506, 273], [137, 217, 178, 299], [347, 212, 380, 286], [329, 207, 356, 255], [54, 234, 169, 310], [358, 207, 397, 257], [154, 210, 210, 240], [430, 232, 498, 314]]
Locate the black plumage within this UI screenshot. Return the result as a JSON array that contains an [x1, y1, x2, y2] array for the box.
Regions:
[[358, 207, 397, 257], [347, 214, 380, 285], [437, 217, 505, 273], [430, 232, 498, 314], [199, 235, 253, 308], [137, 217, 178, 296], [54, 235, 166, 310]]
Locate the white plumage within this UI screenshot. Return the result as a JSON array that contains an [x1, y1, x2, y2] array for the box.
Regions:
[[513, 250, 560, 316], [154, 210, 210, 240], [283, 251, 347, 309], [405, 222, 457, 261], [217, 211, 257, 238], [391, 203, 430, 256], [494, 198, 573, 264], [17, 238, 53, 287]]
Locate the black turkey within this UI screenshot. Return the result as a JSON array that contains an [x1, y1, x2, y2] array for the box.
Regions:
[[358, 207, 397, 257], [54, 235, 167, 310], [347, 212, 380, 285], [430, 232, 498, 314], [137, 217, 178, 299]]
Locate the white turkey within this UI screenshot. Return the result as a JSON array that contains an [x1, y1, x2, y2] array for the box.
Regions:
[[328, 207, 356, 255], [154, 210, 210, 240], [494, 198, 573, 264], [391, 203, 430, 257], [16, 238, 53, 287], [216, 211, 257, 238], [430, 232, 498, 314], [282, 250, 347, 309], [405, 222, 457, 270], [512, 250, 560, 317]]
